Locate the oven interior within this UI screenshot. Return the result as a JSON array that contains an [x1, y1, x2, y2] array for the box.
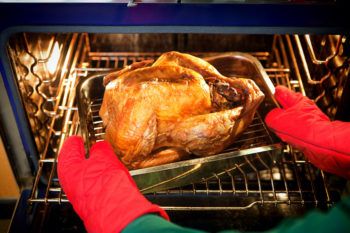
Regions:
[[6, 33, 349, 232]]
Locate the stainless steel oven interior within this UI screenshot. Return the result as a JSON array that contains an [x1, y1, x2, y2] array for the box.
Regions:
[[6, 33, 349, 232]]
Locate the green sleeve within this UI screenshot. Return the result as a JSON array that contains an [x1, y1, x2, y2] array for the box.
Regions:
[[122, 214, 208, 233], [265, 195, 350, 233], [123, 196, 350, 233]]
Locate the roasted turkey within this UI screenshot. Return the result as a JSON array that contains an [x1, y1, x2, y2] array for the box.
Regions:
[[99, 51, 264, 169]]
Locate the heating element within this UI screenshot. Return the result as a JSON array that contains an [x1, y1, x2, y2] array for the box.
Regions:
[[6, 33, 340, 210]]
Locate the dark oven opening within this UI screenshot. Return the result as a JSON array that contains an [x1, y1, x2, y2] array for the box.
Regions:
[[6, 33, 349, 232]]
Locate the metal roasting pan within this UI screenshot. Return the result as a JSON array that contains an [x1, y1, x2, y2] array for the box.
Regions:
[[77, 52, 283, 193]]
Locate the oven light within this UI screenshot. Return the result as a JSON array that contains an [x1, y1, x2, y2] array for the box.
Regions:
[[47, 42, 61, 75]]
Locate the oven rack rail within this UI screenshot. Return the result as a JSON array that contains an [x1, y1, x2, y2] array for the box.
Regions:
[[29, 149, 333, 211], [270, 35, 349, 119], [27, 48, 335, 209]]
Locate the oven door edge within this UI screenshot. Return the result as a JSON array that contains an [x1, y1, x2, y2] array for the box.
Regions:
[[0, 30, 38, 188]]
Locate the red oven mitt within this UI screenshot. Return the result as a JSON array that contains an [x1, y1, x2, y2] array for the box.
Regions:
[[265, 85, 350, 179], [57, 136, 169, 233]]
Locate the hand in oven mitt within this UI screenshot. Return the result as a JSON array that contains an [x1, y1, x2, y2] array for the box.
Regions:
[[57, 136, 169, 233], [265, 85, 350, 179]]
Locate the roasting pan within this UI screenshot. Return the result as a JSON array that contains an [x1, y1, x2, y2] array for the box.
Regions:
[[77, 52, 283, 193]]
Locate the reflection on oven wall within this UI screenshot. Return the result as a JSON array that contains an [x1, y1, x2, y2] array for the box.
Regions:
[[3, 32, 350, 232]]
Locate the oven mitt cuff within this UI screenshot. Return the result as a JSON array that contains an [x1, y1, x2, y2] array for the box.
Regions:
[[57, 136, 169, 233], [265, 86, 350, 179]]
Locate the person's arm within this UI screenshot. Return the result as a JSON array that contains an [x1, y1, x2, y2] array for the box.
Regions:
[[266, 196, 350, 233], [123, 195, 350, 233], [123, 214, 207, 233]]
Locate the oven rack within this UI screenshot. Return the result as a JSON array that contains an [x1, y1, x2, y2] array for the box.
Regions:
[[27, 47, 336, 209], [7, 33, 76, 156], [153, 151, 332, 211], [271, 35, 349, 120]]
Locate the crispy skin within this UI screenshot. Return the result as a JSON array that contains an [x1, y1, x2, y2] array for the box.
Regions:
[[134, 148, 189, 169], [153, 52, 263, 115], [155, 107, 244, 155], [103, 59, 154, 86], [153, 51, 227, 81], [100, 65, 212, 166], [99, 52, 264, 169]]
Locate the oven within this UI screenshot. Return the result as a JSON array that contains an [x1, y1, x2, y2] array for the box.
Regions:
[[0, 2, 349, 233]]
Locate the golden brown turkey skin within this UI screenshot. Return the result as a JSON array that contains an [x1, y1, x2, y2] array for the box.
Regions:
[[103, 59, 154, 86], [99, 52, 264, 169], [153, 51, 228, 81], [100, 65, 212, 166]]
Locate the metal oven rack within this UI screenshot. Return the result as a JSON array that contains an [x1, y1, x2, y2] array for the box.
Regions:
[[269, 34, 349, 120], [18, 34, 338, 210]]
